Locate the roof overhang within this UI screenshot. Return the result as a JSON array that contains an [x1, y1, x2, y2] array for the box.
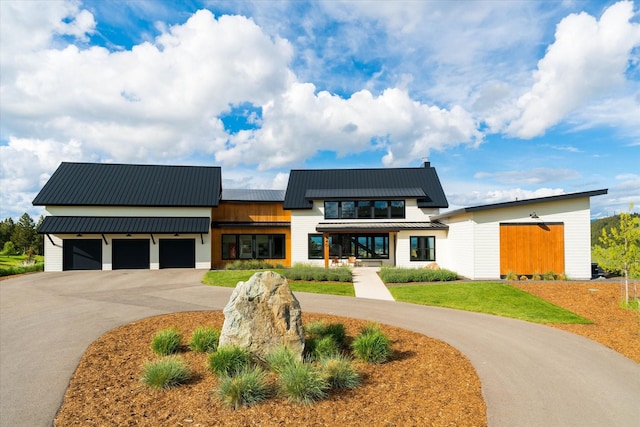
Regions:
[[37, 216, 210, 234], [316, 221, 448, 232], [211, 222, 290, 228]]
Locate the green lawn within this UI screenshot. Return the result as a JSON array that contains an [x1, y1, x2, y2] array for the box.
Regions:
[[201, 270, 355, 297], [388, 282, 591, 324], [0, 254, 44, 268]]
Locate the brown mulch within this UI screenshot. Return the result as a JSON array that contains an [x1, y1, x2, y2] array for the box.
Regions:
[[510, 280, 640, 363], [54, 312, 486, 426], [54, 280, 640, 426]]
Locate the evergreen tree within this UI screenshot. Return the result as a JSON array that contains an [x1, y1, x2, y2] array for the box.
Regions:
[[0, 217, 15, 249], [34, 215, 44, 255], [11, 213, 36, 255]]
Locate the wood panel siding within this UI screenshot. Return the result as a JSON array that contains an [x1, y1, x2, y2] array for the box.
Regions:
[[212, 202, 291, 223], [500, 223, 564, 276], [210, 227, 291, 269]]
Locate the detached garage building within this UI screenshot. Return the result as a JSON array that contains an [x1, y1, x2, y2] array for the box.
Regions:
[[33, 163, 221, 271]]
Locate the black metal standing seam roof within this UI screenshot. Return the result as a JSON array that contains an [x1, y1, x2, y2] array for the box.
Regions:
[[221, 189, 286, 202], [32, 163, 222, 207], [283, 167, 448, 209], [37, 216, 211, 234]]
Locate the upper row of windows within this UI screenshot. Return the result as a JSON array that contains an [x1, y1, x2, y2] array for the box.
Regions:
[[324, 200, 405, 219]]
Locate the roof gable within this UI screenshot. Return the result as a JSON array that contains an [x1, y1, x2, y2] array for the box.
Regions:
[[33, 162, 222, 207], [283, 166, 448, 209]]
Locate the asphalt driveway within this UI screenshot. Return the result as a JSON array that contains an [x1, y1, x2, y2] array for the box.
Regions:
[[1, 270, 639, 427]]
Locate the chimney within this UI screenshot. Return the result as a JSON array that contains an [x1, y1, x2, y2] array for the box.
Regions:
[[422, 157, 430, 168]]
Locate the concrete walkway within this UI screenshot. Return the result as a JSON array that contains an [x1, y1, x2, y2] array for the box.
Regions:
[[1, 270, 639, 427], [352, 267, 394, 300]]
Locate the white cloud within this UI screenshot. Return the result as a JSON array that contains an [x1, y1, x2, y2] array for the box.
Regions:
[[216, 84, 480, 169], [507, 1, 640, 138], [448, 187, 566, 210], [475, 168, 581, 185]]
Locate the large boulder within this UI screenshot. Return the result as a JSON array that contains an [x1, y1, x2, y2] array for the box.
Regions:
[[219, 271, 305, 360]]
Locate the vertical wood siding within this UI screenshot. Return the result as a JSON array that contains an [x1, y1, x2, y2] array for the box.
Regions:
[[500, 224, 565, 276]]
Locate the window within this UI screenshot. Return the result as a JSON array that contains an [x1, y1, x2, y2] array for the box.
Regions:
[[308, 234, 323, 259], [222, 234, 286, 260], [410, 236, 435, 261], [390, 201, 405, 218], [324, 201, 339, 219], [323, 200, 405, 219]]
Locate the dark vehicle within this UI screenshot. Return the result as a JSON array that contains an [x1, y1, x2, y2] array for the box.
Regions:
[[591, 263, 606, 279]]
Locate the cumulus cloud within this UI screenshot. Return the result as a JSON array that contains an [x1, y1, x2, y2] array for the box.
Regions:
[[216, 84, 480, 169], [507, 1, 640, 138], [448, 187, 567, 209]]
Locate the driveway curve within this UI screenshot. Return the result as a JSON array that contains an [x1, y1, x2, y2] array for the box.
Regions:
[[1, 271, 638, 427]]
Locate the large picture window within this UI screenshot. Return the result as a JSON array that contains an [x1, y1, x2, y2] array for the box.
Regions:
[[323, 200, 405, 219], [307, 233, 389, 259], [222, 234, 285, 260], [410, 236, 435, 261]]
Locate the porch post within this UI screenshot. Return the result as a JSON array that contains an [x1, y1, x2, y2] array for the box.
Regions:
[[323, 232, 329, 268]]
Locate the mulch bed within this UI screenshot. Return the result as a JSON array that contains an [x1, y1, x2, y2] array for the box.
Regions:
[[54, 280, 639, 426], [54, 312, 486, 426]]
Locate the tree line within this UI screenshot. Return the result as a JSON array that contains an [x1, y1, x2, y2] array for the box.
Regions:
[[0, 213, 44, 258]]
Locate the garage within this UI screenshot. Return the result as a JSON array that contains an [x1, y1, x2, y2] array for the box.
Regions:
[[159, 239, 196, 268], [112, 239, 150, 270], [63, 239, 102, 271], [500, 223, 564, 277]]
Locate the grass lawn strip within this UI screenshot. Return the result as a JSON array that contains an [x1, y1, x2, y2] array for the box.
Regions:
[[389, 282, 591, 324], [202, 270, 355, 297]]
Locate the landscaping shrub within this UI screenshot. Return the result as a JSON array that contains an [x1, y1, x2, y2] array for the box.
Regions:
[[208, 345, 253, 377], [351, 323, 392, 364], [141, 356, 191, 389], [505, 271, 518, 281], [188, 326, 220, 353], [277, 361, 329, 405], [225, 260, 274, 270], [313, 336, 340, 359], [532, 273, 542, 281], [379, 267, 458, 283], [217, 366, 271, 409], [323, 323, 347, 347], [320, 355, 361, 390], [543, 271, 556, 280], [0, 263, 44, 277], [284, 264, 352, 282], [556, 272, 569, 281], [150, 328, 182, 355], [265, 345, 297, 374], [304, 321, 348, 359]]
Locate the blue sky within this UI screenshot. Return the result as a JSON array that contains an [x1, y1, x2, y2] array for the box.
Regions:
[[1, 0, 638, 220]]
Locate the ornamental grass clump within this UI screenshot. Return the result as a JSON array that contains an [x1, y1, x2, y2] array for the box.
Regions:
[[188, 326, 220, 353], [216, 366, 271, 409], [278, 361, 329, 405], [141, 356, 191, 389], [150, 328, 182, 355], [351, 323, 392, 364], [208, 345, 253, 377], [265, 345, 297, 374], [320, 355, 361, 390]]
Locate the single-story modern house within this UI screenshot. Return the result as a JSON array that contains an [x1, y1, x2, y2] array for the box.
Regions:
[[34, 161, 607, 280]]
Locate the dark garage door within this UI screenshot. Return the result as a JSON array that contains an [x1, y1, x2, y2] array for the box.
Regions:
[[63, 239, 102, 271], [159, 239, 195, 268], [112, 239, 150, 270]]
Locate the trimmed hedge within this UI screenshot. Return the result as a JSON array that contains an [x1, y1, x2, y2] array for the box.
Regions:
[[0, 263, 44, 277], [284, 264, 352, 282]]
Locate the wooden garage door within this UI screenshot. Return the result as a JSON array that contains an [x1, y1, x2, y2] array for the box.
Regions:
[[500, 223, 564, 276]]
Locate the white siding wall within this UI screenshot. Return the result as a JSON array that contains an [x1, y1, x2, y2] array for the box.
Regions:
[[444, 197, 593, 280], [42, 206, 212, 271], [290, 199, 440, 266], [396, 230, 448, 269], [438, 214, 475, 278]]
